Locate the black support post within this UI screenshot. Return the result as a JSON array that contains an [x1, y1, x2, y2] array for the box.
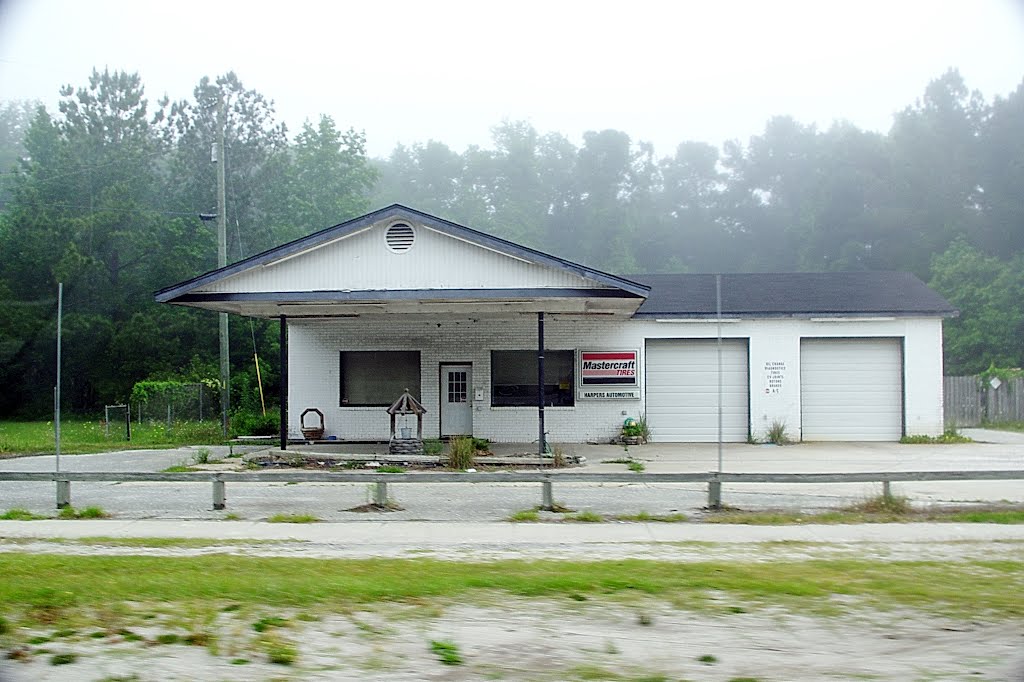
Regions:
[[537, 311, 545, 457], [279, 314, 288, 451]]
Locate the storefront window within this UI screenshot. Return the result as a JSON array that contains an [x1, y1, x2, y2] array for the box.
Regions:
[[340, 351, 420, 406], [491, 350, 574, 407]]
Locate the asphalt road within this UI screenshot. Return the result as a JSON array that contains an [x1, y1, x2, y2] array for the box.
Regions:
[[1, 431, 1022, 521]]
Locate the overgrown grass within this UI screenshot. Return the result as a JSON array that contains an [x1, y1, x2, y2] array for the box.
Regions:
[[704, 504, 1024, 525], [267, 514, 319, 524], [0, 554, 1020, 622], [58, 506, 108, 520], [0, 419, 225, 456], [1, 508, 47, 521], [446, 436, 476, 470], [566, 510, 605, 523], [765, 420, 791, 445], [983, 420, 1024, 433], [900, 429, 972, 444], [422, 439, 444, 456], [614, 512, 688, 523], [429, 639, 463, 665], [508, 509, 540, 522]]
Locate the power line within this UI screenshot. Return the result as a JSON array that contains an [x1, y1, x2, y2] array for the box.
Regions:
[[0, 200, 208, 218]]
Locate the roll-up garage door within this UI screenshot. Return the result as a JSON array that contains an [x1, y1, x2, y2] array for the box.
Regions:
[[645, 339, 750, 442], [800, 338, 903, 441]]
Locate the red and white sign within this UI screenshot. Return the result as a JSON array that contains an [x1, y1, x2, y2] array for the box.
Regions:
[[579, 350, 640, 399]]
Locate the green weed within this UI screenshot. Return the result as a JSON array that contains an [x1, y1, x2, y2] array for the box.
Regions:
[[252, 616, 288, 632], [447, 436, 476, 469], [615, 512, 688, 523], [267, 514, 319, 524], [901, 428, 972, 444], [58, 506, 108, 520], [508, 509, 540, 522], [567, 510, 604, 523], [430, 639, 463, 665], [0, 508, 45, 520], [263, 635, 297, 665]]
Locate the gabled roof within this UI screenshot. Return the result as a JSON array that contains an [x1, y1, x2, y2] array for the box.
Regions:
[[155, 204, 650, 303], [632, 272, 957, 318]]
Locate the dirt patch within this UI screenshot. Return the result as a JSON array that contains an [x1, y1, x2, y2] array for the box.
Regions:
[[2, 598, 1022, 681], [344, 502, 405, 513]]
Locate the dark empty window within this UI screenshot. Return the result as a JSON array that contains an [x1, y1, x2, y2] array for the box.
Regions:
[[491, 350, 574, 407], [340, 351, 420, 406]]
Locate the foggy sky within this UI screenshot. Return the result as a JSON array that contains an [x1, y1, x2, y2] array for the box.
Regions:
[[1, 0, 1023, 158]]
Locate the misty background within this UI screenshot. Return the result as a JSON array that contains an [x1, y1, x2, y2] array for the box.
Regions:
[[0, 1, 1022, 418]]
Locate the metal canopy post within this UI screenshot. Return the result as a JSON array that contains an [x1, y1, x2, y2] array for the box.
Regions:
[[538, 311, 545, 457], [279, 314, 288, 451]]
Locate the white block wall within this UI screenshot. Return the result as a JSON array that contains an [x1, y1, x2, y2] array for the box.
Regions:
[[286, 314, 946, 442]]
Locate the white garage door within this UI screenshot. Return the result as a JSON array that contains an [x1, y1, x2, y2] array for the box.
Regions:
[[645, 339, 749, 442], [800, 338, 903, 441]]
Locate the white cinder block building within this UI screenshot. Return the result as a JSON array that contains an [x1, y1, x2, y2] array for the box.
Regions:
[[157, 205, 956, 447]]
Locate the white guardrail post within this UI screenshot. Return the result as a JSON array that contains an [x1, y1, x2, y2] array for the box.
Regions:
[[56, 479, 71, 509], [541, 479, 554, 511], [707, 475, 722, 509], [212, 477, 226, 510], [374, 481, 389, 506]]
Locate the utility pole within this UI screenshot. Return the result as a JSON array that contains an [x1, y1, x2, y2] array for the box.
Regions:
[[216, 97, 230, 438]]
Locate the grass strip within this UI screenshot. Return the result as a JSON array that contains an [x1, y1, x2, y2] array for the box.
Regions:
[[705, 508, 1024, 525], [0, 554, 1021, 618], [0, 419, 225, 456]]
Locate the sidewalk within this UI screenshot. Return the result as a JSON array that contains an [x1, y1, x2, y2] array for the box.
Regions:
[[3, 518, 1024, 544]]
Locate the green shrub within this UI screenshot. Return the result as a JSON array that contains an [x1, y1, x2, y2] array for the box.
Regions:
[[471, 437, 490, 452], [231, 410, 279, 437], [423, 439, 444, 455], [447, 437, 476, 470]]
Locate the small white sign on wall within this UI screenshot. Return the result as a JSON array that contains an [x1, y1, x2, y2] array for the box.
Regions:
[[764, 361, 786, 395]]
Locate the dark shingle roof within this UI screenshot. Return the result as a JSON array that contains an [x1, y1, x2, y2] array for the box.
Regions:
[[632, 272, 957, 318]]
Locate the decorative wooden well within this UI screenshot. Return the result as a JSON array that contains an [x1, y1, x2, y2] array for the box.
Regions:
[[386, 389, 426, 455]]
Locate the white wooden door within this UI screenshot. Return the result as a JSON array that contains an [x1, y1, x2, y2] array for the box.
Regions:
[[441, 364, 473, 436]]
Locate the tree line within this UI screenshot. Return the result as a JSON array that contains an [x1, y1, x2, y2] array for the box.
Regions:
[[0, 68, 1021, 418]]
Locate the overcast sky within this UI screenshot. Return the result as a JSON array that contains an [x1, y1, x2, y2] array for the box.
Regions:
[[2, 0, 1023, 159]]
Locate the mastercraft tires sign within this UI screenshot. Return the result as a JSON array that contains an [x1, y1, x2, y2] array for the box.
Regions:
[[578, 350, 640, 399]]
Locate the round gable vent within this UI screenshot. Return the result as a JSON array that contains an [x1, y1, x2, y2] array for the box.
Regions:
[[385, 221, 415, 253]]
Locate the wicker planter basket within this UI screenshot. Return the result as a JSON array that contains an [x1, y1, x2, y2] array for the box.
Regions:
[[300, 408, 325, 441]]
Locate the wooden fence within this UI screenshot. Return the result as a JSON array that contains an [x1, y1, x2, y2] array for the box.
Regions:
[[2, 470, 1022, 513], [945, 376, 1024, 427]]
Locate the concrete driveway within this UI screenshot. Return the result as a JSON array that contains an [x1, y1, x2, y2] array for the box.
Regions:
[[0, 432, 1021, 521]]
